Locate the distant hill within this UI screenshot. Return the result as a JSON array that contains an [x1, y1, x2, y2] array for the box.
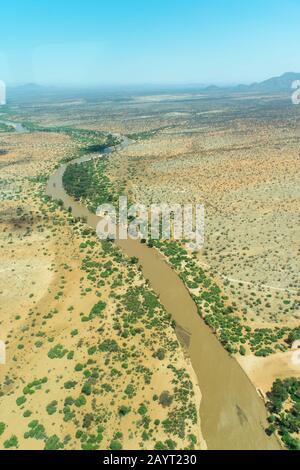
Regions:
[[14, 83, 44, 90], [8, 83, 46, 95], [204, 85, 220, 92], [192, 72, 300, 94], [7, 83, 63, 104], [5, 73, 300, 103], [236, 72, 300, 93]]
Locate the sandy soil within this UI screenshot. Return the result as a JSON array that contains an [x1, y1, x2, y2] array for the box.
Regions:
[[0, 130, 205, 450], [238, 349, 300, 396]]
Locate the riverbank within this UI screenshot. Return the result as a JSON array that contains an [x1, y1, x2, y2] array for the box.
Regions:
[[238, 349, 300, 396], [0, 127, 204, 450], [46, 135, 280, 450], [1, 117, 282, 449]]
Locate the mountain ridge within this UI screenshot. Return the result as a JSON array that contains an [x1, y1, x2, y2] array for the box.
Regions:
[[6, 72, 300, 95]]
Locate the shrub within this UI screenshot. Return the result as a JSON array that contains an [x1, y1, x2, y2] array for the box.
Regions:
[[16, 396, 26, 406], [166, 439, 177, 450], [24, 420, 46, 440], [44, 435, 64, 450], [99, 339, 119, 353], [0, 422, 6, 436], [155, 348, 166, 360], [109, 440, 122, 450], [82, 301, 106, 322], [88, 346, 97, 356], [138, 404, 148, 416], [81, 382, 92, 396], [64, 381, 77, 390], [23, 377, 48, 395], [267, 379, 289, 413], [4, 435, 18, 449], [124, 384, 135, 398], [83, 414, 94, 429], [118, 405, 131, 417], [287, 327, 300, 346], [159, 391, 173, 408], [46, 401, 58, 415], [154, 441, 166, 450], [48, 344, 68, 359], [75, 395, 87, 407]]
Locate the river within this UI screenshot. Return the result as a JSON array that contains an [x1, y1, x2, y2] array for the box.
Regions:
[[0, 119, 28, 133], [3, 120, 280, 450]]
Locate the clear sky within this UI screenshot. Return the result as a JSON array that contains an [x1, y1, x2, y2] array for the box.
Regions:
[[0, 0, 299, 86]]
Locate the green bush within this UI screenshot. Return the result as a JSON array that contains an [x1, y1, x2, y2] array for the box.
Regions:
[[16, 396, 26, 406], [159, 391, 173, 408], [44, 435, 64, 450], [109, 439, 123, 450], [0, 422, 6, 436], [64, 381, 77, 390], [118, 405, 131, 417], [81, 382, 92, 396], [48, 344, 68, 359], [46, 401, 58, 415], [4, 435, 18, 449]]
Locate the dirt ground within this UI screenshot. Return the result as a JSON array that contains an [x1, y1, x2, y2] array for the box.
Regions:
[[1, 89, 299, 449], [0, 130, 205, 450]]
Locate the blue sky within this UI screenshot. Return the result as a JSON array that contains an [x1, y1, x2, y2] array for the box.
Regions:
[[0, 0, 299, 86]]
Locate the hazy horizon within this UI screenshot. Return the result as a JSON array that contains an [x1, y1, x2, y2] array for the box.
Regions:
[[4, 71, 299, 89]]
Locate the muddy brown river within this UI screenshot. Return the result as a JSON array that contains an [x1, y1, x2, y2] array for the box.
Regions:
[[45, 139, 281, 450]]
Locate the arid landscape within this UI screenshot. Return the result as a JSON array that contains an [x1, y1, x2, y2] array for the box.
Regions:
[[2, 0, 300, 459], [0, 120, 204, 450], [0, 84, 299, 451]]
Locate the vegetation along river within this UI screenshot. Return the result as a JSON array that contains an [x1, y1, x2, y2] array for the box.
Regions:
[[6, 120, 279, 450]]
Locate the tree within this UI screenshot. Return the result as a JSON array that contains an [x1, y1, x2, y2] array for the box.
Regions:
[[109, 440, 122, 450], [118, 405, 131, 417], [159, 391, 173, 408]]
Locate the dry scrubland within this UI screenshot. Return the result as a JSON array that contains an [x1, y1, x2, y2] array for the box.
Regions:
[[107, 95, 300, 390], [16, 93, 299, 321], [0, 129, 204, 450], [0, 89, 299, 449], [107, 98, 300, 324], [73, 92, 299, 393], [100, 92, 300, 447]]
